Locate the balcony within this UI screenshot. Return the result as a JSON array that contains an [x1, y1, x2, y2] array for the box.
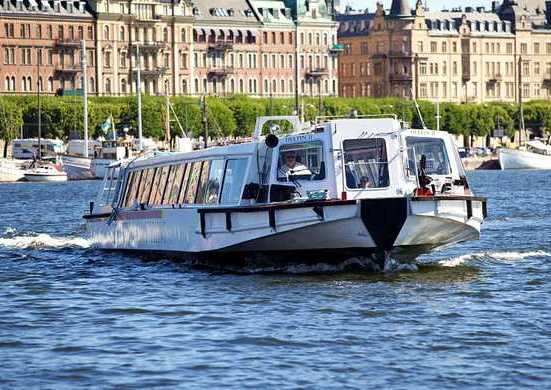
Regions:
[[306, 68, 329, 79], [488, 74, 503, 84], [462, 72, 471, 82], [131, 67, 168, 77], [208, 67, 234, 79], [389, 73, 413, 82], [55, 65, 81, 76], [208, 41, 234, 53], [328, 43, 345, 55], [388, 51, 412, 59], [55, 39, 81, 49], [131, 42, 167, 52]]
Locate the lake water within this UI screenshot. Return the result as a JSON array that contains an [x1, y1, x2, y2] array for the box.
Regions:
[[0, 171, 550, 388]]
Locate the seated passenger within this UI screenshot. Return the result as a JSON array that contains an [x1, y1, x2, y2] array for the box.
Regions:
[[360, 176, 374, 189], [279, 151, 312, 178]]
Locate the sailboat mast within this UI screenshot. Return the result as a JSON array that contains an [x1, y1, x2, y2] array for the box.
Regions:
[[294, 0, 299, 116], [136, 44, 143, 152], [518, 55, 525, 146], [37, 59, 42, 160], [81, 40, 89, 158]]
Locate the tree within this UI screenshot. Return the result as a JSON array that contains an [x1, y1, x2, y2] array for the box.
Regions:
[[0, 98, 23, 157]]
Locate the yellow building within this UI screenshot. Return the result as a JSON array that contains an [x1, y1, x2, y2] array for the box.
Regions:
[[338, 0, 551, 103]]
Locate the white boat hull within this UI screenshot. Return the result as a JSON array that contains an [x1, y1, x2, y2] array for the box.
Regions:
[[85, 197, 485, 262], [498, 148, 551, 170], [61, 155, 116, 179], [24, 173, 68, 182], [0, 159, 28, 182]]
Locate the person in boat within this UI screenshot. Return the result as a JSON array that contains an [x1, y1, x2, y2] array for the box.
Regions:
[[360, 176, 374, 188], [279, 150, 312, 178]]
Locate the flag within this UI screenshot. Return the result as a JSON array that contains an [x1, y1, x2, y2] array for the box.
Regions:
[[100, 115, 113, 134]]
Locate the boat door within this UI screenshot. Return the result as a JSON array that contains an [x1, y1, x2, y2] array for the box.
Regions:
[[269, 132, 335, 200]]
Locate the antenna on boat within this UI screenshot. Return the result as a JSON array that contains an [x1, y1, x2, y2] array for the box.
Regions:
[[81, 40, 89, 158], [411, 89, 427, 130]]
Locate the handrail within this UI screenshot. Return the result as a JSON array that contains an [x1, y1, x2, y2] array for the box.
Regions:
[[315, 113, 398, 122]]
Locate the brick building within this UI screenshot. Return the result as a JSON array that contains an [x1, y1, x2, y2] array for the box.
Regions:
[[0, 0, 96, 95], [0, 0, 338, 97], [337, 0, 551, 103]]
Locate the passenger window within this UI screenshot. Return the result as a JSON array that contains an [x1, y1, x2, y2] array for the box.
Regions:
[[139, 168, 155, 204], [168, 164, 186, 205], [277, 141, 324, 181], [148, 167, 163, 205], [202, 159, 225, 204], [123, 171, 137, 207], [177, 163, 192, 204], [151, 165, 170, 206], [406, 137, 451, 175], [184, 162, 202, 204], [162, 165, 177, 205], [221, 158, 248, 204], [195, 160, 211, 203], [343, 138, 389, 189]]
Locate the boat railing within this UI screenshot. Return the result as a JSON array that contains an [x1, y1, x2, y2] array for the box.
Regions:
[[315, 113, 398, 122], [252, 116, 305, 140]]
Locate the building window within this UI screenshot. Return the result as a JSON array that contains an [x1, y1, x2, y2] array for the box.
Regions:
[[104, 25, 110, 41], [521, 43, 527, 54]]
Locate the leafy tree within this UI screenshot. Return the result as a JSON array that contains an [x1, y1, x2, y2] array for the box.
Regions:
[[0, 98, 23, 157]]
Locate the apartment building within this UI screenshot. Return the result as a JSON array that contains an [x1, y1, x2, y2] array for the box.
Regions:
[[0, 0, 338, 97], [338, 0, 551, 103]]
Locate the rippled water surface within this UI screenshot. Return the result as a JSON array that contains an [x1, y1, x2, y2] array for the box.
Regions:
[[1, 171, 550, 389]]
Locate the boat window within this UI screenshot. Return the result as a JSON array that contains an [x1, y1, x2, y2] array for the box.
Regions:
[[162, 165, 177, 205], [343, 138, 389, 189], [123, 170, 139, 207], [195, 160, 211, 204], [165, 164, 182, 205], [139, 168, 155, 204], [177, 163, 192, 204], [151, 165, 170, 206], [277, 141, 325, 181], [221, 158, 248, 204], [406, 137, 451, 175], [201, 159, 225, 204], [148, 167, 163, 205], [184, 162, 202, 204]]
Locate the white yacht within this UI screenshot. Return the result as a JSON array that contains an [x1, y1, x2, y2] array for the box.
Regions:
[[24, 161, 68, 182], [498, 140, 551, 170], [84, 115, 486, 266]]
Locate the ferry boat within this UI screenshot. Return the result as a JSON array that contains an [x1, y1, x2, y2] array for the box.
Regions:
[[83, 115, 487, 266]]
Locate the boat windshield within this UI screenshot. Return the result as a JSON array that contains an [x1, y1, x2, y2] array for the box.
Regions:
[[97, 166, 120, 206], [406, 137, 451, 175], [277, 141, 325, 181], [343, 138, 389, 189]]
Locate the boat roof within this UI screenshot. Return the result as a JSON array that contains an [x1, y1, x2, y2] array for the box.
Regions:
[[526, 140, 551, 152]]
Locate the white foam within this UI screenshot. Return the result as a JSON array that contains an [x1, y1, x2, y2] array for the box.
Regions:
[[0, 234, 90, 249], [438, 250, 551, 267]]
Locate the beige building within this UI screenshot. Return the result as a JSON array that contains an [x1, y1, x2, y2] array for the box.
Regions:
[[0, 0, 338, 98], [338, 0, 551, 103]]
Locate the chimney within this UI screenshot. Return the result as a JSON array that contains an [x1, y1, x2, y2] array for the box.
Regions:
[[389, 0, 411, 17]]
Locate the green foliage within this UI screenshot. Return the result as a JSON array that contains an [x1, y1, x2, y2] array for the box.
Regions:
[[2, 95, 551, 143], [0, 97, 23, 157]]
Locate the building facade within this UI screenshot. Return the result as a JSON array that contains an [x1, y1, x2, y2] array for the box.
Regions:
[[338, 0, 551, 103], [0, 0, 338, 97], [0, 0, 96, 95]]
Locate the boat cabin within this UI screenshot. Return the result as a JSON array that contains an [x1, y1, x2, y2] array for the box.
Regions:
[[93, 115, 469, 215]]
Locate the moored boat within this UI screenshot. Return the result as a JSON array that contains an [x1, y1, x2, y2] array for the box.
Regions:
[[498, 140, 551, 170], [24, 162, 68, 182], [84, 114, 486, 267]]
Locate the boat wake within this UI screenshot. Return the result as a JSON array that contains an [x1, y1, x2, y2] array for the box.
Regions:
[[437, 250, 551, 267], [0, 233, 90, 250], [199, 256, 419, 275]]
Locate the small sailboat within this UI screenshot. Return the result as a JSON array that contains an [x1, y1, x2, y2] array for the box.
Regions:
[[24, 160, 68, 182]]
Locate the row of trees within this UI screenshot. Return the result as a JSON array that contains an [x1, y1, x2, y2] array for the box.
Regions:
[[2, 95, 551, 156]]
